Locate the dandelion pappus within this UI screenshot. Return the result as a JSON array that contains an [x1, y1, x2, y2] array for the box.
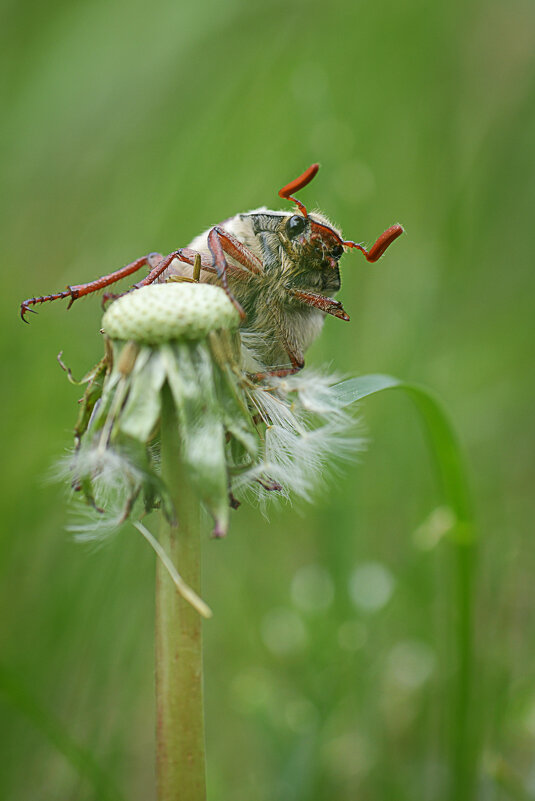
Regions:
[[20, 164, 403, 376]]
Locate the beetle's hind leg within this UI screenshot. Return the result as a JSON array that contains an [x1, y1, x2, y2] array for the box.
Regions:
[[101, 252, 165, 307], [20, 288, 74, 322], [20, 254, 157, 322]]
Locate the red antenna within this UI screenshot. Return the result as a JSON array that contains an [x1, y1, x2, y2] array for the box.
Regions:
[[279, 164, 404, 260], [278, 163, 320, 217], [343, 224, 404, 262]]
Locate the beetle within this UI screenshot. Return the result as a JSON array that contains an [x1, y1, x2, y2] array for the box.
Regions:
[[20, 163, 403, 376]]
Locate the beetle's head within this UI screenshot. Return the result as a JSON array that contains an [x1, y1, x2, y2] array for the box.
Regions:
[[276, 211, 344, 292], [245, 209, 345, 292], [278, 163, 404, 266], [282, 210, 345, 271]]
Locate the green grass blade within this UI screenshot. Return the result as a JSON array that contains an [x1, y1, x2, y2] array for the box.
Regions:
[[334, 374, 477, 801]]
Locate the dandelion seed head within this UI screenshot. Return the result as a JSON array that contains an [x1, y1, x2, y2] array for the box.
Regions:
[[58, 282, 364, 536], [102, 283, 240, 344], [58, 446, 145, 540]]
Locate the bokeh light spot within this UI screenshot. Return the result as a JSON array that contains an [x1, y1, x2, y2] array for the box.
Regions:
[[261, 608, 307, 656], [349, 561, 395, 612], [385, 640, 436, 689], [291, 564, 334, 612]]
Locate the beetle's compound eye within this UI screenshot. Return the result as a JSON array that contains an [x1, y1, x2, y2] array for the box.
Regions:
[[332, 243, 344, 259], [286, 214, 306, 239]]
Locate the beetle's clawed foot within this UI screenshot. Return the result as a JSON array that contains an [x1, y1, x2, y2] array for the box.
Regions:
[[20, 303, 38, 323], [20, 287, 76, 322]]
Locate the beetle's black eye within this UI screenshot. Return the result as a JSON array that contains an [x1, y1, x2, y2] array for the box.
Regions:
[[332, 243, 344, 259], [286, 215, 306, 238]]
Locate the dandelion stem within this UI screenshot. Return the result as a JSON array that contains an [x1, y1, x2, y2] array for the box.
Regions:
[[155, 383, 207, 801]]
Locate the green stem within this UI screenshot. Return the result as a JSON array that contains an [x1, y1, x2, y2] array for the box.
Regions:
[[155, 383, 207, 801], [336, 375, 477, 801]]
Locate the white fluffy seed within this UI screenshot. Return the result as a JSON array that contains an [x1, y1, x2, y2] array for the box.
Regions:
[[102, 283, 241, 344]]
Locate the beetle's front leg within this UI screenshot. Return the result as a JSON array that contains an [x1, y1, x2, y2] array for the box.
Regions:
[[207, 228, 259, 320], [208, 227, 263, 275], [248, 298, 305, 381], [287, 289, 350, 321], [249, 353, 304, 380], [251, 364, 303, 380]]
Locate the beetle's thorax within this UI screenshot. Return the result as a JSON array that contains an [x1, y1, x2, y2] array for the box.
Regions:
[[165, 208, 346, 371]]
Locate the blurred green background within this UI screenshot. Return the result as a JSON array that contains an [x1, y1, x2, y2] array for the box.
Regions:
[[1, 0, 535, 798]]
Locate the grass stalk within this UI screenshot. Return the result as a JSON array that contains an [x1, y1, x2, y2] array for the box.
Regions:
[[335, 375, 478, 801], [155, 383, 207, 801]]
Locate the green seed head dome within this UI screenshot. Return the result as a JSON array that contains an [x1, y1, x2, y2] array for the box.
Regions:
[[102, 283, 241, 344]]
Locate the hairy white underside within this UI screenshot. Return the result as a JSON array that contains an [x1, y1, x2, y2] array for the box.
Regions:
[[161, 210, 336, 371]]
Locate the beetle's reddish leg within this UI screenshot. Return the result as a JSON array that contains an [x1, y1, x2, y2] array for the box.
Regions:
[[288, 289, 350, 322], [210, 227, 263, 275], [20, 255, 154, 322], [207, 229, 246, 320], [20, 289, 73, 321], [250, 363, 304, 380], [278, 163, 320, 217], [134, 243, 252, 293], [67, 254, 155, 303], [162, 247, 252, 283], [101, 254, 165, 307], [249, 339, 304, 379], [165, 248, 218, 276], [249, 299, 305, 381], [132, 251, 185, 289], [344, 223, 404, 263]]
